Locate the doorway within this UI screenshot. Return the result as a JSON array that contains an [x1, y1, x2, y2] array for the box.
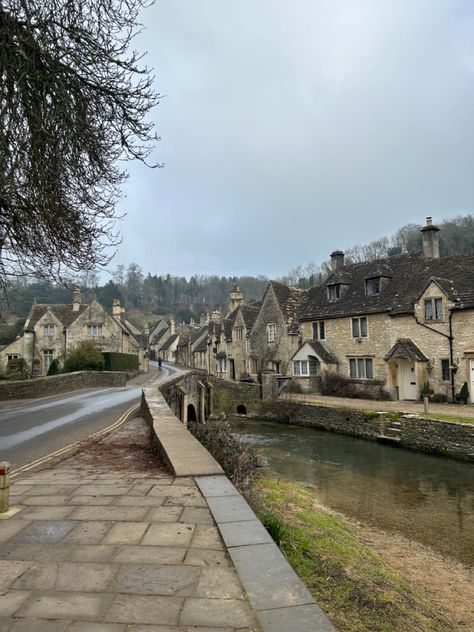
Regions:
[[397, 360, 418, 400]]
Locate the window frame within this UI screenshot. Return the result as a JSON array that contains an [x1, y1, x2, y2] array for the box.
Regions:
[[87, 324, 104, 337], [293, 358, 319, 377], [312, 321, 325, 340], [441, 358, 450, 381], [327, 284, 341, 301], [424, 297, 443, 321], [234, 326, 243, 341], [43, 324, 55, 336], [266, 322, 277, 342], [365, 277, 380, 296], [348, 357, 373, 380], [351, 316, 368, 338]]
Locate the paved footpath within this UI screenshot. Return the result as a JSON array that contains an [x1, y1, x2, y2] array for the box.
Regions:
[[0, 418, 260, 631]]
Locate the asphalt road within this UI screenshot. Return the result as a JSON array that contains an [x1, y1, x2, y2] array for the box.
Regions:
[[0, 363, 182, 470]]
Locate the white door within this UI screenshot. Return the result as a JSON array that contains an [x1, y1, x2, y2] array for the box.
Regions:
[[397, 360, 418, 400], [470, 360, 474, 404]]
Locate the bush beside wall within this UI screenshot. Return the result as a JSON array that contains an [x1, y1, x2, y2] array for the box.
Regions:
[[102, 352, 139, 372]]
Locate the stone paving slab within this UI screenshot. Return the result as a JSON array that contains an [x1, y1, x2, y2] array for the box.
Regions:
[[0, 418, 261, 632]]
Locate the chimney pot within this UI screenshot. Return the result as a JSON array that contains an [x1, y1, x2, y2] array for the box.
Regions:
[[421, 217, 440, 258], [330, 250, 345, 271]]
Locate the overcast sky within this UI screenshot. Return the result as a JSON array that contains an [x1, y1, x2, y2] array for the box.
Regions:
[[111, 0, 474, 280]]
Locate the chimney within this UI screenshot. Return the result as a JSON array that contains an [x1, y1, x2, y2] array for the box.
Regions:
[[169, 315, 176, 335], [228, 283, 244, 313], [330, 250, 345, 271], [72, 287, 81, 311], [211, 309, 222, 324], [112, 298, 123, 319], [421, 217, 440, 258]]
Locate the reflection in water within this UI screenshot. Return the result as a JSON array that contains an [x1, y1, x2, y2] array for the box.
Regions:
[[232, 418, 474, 565]]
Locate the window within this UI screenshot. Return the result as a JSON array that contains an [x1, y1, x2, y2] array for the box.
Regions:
[[43, 349, 54, 374], [87, 324, 103, 336], [441, 359, 450, 381], [312, 321, 325, 340], [43, 324, 55, 336], [365, 277, 380, 296], [268, 361, 281, 374], [424, 298, 443, 321], [267, 323, 276, 342], [327, 284, 340, 301], [293, 358, 320, 376], [352, 317, 367, 338], [216, 357, 227, 373], [349, 357, 373, 379], [251, 358, 259, 373], [7, 354, 19, 360], [234, 327, 243, 341]]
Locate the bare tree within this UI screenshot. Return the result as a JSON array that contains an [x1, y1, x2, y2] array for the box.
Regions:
[[0, 0, 160, 292]]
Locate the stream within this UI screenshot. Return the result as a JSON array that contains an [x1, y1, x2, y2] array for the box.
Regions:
[[231, 417, 474, 565]]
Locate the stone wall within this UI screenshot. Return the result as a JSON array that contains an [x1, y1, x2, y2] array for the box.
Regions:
[[208, 375, 262, 417], [0, 371, 127, 400], [157, 371, 474, 462], [255, 401, 474, 462], [399, 416, 474, 460]]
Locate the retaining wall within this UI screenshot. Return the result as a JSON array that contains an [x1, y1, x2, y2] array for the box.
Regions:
[[0, 371, 127, 400], [209, 375, 474, 461]]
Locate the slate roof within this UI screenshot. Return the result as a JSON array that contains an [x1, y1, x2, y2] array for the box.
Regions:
[[25, 303, 88, 330], [299, 251, 474, 320], [223, 318, 234, 340], [268, 281, 302, 333], [194, 336, 209, 353], [239, 304, 260, 331], [384, 338, 429, 362], [160, 333, 178, 350], [307, 340, 338, 364]]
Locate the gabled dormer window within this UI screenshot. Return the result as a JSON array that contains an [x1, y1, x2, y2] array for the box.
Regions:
[[365, 277, 380, 296], [424, 298, 443, 321], [327, 284, 341, 301]]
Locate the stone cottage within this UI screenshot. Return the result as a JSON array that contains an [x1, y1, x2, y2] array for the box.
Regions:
[[248, 281, 301, 377], [296, 218, 474, 402], [0, 289, 142, 376]]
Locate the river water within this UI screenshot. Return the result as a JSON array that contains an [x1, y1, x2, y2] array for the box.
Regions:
[[231, 418, 474, 565]]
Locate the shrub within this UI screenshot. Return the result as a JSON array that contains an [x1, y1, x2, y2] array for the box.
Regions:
[[47, 358, 61, 376], [188, 417, 258, 495], [102, 352, 139, 372], [459, 382, 469, 404], [7, 357, 30, 380], [320, 371, 357, 397], [63, 341, 104, 372], [281, 378, 304, 394]]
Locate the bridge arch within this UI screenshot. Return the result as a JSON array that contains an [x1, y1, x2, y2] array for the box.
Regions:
[[236, 404, 247, 415], [187, 403, 197, 423]]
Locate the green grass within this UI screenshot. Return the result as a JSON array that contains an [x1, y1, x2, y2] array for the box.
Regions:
[[363, 410, 380, 420], [422, 413, 474, 425], [254, 478, 448, 632]]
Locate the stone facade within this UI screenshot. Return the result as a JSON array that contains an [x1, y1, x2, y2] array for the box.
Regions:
[[0, 291, 141, 377], [248, 283, 300, 378]]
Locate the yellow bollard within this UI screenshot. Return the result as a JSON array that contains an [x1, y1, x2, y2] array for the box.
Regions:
[[0, 462, 10, 513]]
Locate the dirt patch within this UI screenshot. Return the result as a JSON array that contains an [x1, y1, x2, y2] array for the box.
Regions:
[[71, 417, 169, 475], [35, 416, 170, 477], [358, 524, 474, 630]]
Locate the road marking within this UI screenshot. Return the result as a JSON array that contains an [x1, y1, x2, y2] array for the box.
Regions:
[[10, 402, 141, 480]]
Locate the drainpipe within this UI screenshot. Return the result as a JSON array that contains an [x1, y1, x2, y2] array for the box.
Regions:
[[413, 309, 455, 402]]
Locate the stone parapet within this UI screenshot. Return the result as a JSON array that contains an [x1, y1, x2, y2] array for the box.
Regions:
[[0, 370, 127, 400]]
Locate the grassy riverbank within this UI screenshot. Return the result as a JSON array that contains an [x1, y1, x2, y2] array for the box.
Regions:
[[254, 478, 451, 632]]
